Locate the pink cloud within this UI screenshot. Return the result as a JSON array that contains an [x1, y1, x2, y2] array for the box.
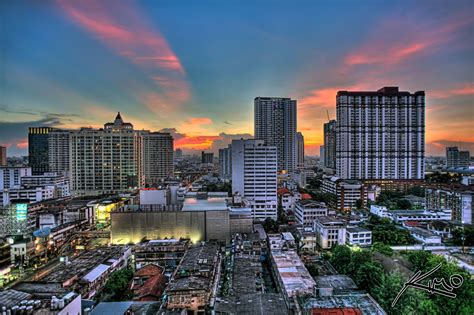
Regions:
[[58, 0, 190, 111], [186, 118, 213, 125], [430, 82, 474, 99]]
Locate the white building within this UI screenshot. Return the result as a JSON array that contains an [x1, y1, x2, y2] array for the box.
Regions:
[[20, 172, 70, 198], [370, 205, 391, 218], [141, 132, 174, 186], [1, 186, 56, 206], [321, 176, 366, 211], [295, 200, 328, 226], [0, 167, 31, 190], [409, 227, 442, 245], [345, 227, 372, 247], [314, 216, 346, 249], [254, 97, 297, 172], [336, 87, 425, 180], [70, 113, 140, 196], [232, 139, 278, 220]]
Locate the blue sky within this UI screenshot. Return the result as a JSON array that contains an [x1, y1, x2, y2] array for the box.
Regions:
[[1, 0, 473, 156]]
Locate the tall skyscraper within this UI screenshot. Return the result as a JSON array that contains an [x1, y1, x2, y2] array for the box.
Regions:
[[323, 120, 337, 170], [336, 87, 425, 180], [446, 147, 470, 168], [297, 132, 305, 169], [48, 129, 71, 175], [70, 113, 140, 196], [254, 97, 297, 172], [219, 145, 232, 178], [141, 132, 174, 186], [0, 146, 6, 166], [28, 127, 55, 175], [232, 139, 278, 220]]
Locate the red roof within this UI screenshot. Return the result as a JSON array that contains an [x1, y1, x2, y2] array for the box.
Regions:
[[301, 193, 312, 200], [134, 264, 163, 277], [312, 308, 362, 315], [278, 188, 291, 196], [135, 274, 168, 300], [403, 221, 422, 227]]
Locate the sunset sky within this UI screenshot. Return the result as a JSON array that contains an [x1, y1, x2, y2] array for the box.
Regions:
[[1, 0, 473, 156]]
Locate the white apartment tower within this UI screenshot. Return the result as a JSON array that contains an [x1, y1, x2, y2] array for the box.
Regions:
[[141, 132, 174, 186], [231, 139, 278, 220], [254, 97, 297, 172], [48, 129, 71, 175], [336, 87, 425, 180], [70, 113, 140, 196]]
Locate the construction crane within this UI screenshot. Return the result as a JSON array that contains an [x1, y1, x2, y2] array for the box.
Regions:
[[326, 110, 331, 121]]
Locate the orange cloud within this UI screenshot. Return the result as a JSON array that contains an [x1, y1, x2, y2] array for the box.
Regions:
[[186, 118, 213, 125], [430, 82, 474, 99], [175, 135, 220, 150], [58, 0, 190, 112], [16, 139, 28, 149]]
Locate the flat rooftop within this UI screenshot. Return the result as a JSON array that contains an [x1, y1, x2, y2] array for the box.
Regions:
[[302, 293, 386, 314], [315, 275, 357, 291], [346, 226, 371, 234], [215, 293, 288, 315]]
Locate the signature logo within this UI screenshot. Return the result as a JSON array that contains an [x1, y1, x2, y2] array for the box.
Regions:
[[392, 263, 464, 307]]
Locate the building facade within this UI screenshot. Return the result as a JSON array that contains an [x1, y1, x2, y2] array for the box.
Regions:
[[141, 132, 174, 186], [219, 145, 232, 179], [0, 167, 31, 190], [254, 97, 297, 172], [336, 87, 425, 180], [29, 127, 56, 175], [297, 132, 305, 170], [48, 129, 71, 175], [321, 176, 367, 211], [0, 146, 6, 166], [314, 217, 346, 249], [294, 200, 328, 226], [324, 120, 336, 170], [232, 139, 278, 220], [426, 184, 473, 224], [70, 113, 140, 196], [446, 147, 470, 168]]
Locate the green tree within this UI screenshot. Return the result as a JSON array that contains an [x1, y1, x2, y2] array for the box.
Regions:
[[354, 261, 384, 292], [103, 268, 134, 301], [396, 198, 412, 210], [355, 198, 363, 210], [372, 242, 393, 257], [329, 245, 352, 274]]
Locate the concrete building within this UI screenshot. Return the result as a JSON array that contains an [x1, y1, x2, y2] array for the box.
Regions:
[[319, 146, 325, 167], [294, 200, 328, 226], [1, 186, 56, 206], [297, 132, 305, 170], [254, 97, 297, 172], [321, 176, 366, 211], [409, 227, 442, 245], [314, 216, 346, 249], [232, 139, 278, 220], [426, 184, 473, 224], [0, 146, 6, 166], [218, 145, 232, 179], [0, 166, 31, 189], [21, 172, 70, 198], [268, 233, 316, 310], [345, 227, 372, 247], [446, 147, 470, 168], [201, 151, 214, 164], [323, 120, 336, 170], [166, 244, 221, 311], [48, 129, 71, 175], [134, 239, 189, 270], [141, 132, 174, 186], [336, 87, 425, 180], [70, 113, 140, 196], [29, 127, 57, 175]]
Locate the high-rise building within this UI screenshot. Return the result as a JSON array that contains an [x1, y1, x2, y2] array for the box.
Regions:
[[219, 145, 232, 179], [141, 132, 174, 186], [201, 152, 214, 164], [320, 145, 325, 166], [446, 147, 470, 168], [297, 132, 304, 169], [254, 97, 297, 172], [232, 139, 278, 220], [323, 120, 336, 170], [0, 146, 6, 166], [70, 113, 140, 196], [48, 129, 71, 175], [28, 127, 56, 175], [336, 87, 425, 180]]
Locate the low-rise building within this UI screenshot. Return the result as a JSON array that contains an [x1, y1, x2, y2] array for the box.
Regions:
[[426, 184, 473, 224], [409, 227, 442, 245], [134, 239, 189, 271], [345, 227, 372, 247], [321, 176, 367, 211], [314, 217, 346, 249], [294, 200, 328, 226], [166, 244, 221, 311]]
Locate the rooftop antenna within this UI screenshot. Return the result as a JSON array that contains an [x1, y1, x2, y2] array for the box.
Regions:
[[326, 110, 331, 121]]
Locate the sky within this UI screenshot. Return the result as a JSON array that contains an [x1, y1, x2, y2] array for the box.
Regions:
[[0, 0, 473, 157]]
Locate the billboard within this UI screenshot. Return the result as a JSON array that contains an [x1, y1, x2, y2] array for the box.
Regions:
[[16, 203, 28, 221]]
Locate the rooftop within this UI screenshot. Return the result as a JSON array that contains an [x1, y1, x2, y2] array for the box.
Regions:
[[0, 290, 32, 308], [182, 197, 228, 212], [302, 293, 386, 314], [314, 275, 357, 291], [215, 293, 288, 315]]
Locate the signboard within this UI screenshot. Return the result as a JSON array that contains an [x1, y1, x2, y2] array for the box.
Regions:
[[16, 203, 28, 221]]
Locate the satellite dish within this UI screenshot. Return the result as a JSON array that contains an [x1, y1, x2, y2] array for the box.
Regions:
[[33, 227, 51, 238]]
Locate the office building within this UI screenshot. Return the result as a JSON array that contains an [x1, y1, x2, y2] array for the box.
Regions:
[[254, 97, 297, 172], [29, 127, 56, 175], [232, 139, 278, 220], [336, 87, 425, 180], [70, 113, 140, 196], [0, 146, 6, 166], [48, 129, 71, 175], [294, 200, 328, 226], [141, 132, 174, 186], [314, 216, 346, 249], [297, 132, 304, 169], [446, 147, 470, 168], [0, 166, 31, 190], [321, 176, 367, 211], [219, 145, 232, 179], [345, 227, 372, 247], [323, 120, 336, 170]]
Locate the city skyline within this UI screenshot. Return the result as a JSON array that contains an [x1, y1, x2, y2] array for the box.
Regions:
[[1, 0, 473, 157]]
